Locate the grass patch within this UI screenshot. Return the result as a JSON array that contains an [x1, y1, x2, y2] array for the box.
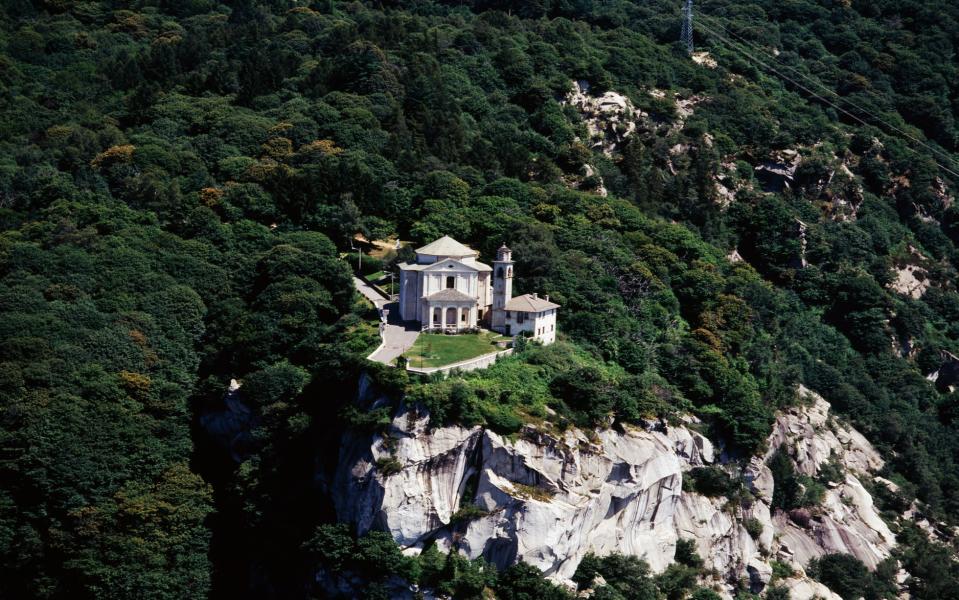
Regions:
[[404, 331, 506, 368], [510, 483, 555, 502], [450, 504, 489, 523]]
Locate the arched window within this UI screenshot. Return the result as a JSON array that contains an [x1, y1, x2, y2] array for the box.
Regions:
[[446, 276, 455, 289], [496, 267, 503, 279], [506, 267, 512, 277]]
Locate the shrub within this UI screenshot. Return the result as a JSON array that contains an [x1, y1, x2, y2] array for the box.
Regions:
[[764, 585, 791, 600], [768, 449, 802, 510], [685, 466, 737, 498], [674, 538, 704, 568], [495, 563, 572, 600], [807, 553, 895, 600], [743, 517, 764, 540], [352, 254, 382, 276], [483, 404, 523, 434], [771, 560, 794, 580], [375, 457, 403, 476], [450, 504, 489, 523]]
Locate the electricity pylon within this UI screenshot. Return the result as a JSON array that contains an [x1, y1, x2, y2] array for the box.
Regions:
[[681, 0, 694, 55]]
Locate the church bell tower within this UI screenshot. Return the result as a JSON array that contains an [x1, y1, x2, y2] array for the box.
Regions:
[[491, 243, 514, 332]]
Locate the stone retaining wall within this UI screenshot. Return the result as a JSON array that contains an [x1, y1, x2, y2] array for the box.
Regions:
[[406, 348, 512, 376]]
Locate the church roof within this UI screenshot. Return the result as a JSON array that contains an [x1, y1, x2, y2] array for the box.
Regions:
[[504, 293, 560, 312], [415, 235, 478, 257], [426, 289, 476, 302], [397, 261, 427, 271]]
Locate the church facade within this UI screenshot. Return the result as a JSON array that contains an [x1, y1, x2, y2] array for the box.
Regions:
[[397, 236, 559, 344]]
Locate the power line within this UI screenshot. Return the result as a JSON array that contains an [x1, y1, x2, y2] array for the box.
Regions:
[[695, 11, 959, 177], [696, 13, 903, 129], [692, 18, 959, 180]]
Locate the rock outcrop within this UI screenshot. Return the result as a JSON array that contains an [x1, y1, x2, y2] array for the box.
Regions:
[[564, 80, 644, 157], [758, 386, 894, 573], [336, 385, 898, 598]]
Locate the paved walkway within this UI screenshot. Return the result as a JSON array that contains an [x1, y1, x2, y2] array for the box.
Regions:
[[353, 276, 389, 309], [369, 315, 421, 364], [353, 277, 421, 364]]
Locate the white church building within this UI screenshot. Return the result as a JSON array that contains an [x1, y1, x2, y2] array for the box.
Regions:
[[397, 236, 559, 344]]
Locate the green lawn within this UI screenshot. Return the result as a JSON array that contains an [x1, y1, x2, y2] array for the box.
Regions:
[[403, 331, 507, 368]]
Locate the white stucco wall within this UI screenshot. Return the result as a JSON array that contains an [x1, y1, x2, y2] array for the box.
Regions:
[[505, 308, 557, 344]]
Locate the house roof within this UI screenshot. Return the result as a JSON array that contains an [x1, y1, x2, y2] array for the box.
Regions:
[[426, 289, 477, 303], [504, 293, 560, 312], [415, 235, 478, 257]]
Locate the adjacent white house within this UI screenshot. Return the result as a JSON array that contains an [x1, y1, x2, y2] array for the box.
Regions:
[[501, 293, 559, 344], [397, 235, 559, 344]]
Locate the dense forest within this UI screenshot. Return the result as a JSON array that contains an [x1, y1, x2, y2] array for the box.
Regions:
[[2, 0, 959, 598]]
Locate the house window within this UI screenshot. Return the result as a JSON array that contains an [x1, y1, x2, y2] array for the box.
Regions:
[[446, 276, 455, 289], [505, 311, 511, 319], [551, 324, 554, 331], [517, 312, 525, 324]]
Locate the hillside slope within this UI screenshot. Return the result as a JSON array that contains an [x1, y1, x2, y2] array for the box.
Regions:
[[2, 0, 959, 598]]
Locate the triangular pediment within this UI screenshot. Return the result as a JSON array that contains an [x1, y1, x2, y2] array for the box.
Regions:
[[423, 258, 479, 272]]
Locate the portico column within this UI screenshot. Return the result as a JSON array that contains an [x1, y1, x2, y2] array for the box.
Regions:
[[441, 305, 447, 330], [456, 307, 462, 331]]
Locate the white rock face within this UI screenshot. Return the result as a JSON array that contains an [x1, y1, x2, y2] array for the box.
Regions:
[[763, 386, 895, 571], [692, 51, 718, 68], [767, 385, 884, 476], [890, 264, 929, 299], [564, 80, 644, 156], [780, 576, 843, 600], [335, 387, 899, 596]]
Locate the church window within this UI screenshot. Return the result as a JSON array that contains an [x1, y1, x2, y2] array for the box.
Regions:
[[496, 267, 503, 278], [507, 267, 512, 277], [446, 276, 455, 289]]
